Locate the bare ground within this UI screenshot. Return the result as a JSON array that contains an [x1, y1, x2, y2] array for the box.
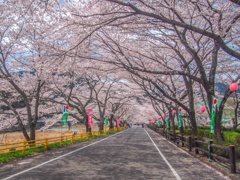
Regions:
[[0, 125, 101, 144]]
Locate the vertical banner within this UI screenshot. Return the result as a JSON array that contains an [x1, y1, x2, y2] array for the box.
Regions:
[[62, 105, 69, 126], [165, 118, 170, 129], [210, 98, 217, 133], [104, 118, 109, 126], [157, 120, 161, 127], [88, 109, 93, 129], [178, 111, 183, 127], [116, 118, 120, 128]]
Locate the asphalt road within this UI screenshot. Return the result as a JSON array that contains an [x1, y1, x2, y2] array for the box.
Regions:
[[0, 127, 230, 180]]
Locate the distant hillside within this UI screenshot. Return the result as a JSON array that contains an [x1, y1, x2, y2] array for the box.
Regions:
[[215, 82, 240, 94]]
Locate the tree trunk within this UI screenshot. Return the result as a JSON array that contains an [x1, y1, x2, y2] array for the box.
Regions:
[[109, 115, 114, 129], [30, 122, 36, 141], [18, 118, 30, 141], [163, 119, 166, 132], [85, 116, 91, 132], [215, 108, 224, 141], [99, 118, 104, 131], [171, 114, 176, 142], [233, 99, 239, 131], [189, 110, 197, 135], [186, 78, 197, 135], [188, 104, 197, 135], [215, 90, 232, 141]]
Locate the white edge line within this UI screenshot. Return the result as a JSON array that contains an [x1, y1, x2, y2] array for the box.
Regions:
[[144, 129, 182, 180], [2, 130, 125, 180]]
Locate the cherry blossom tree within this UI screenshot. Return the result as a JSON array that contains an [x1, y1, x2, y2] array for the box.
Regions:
[[0, 0, 63, 141], [1, 0, 239, 144], [68, 0, 239, 140]]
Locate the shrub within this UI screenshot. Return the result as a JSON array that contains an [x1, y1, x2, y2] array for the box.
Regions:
[[224, 131, 240, 145], [183, 128, 192, 135], [197, 128, 213, 139], [198, 126, 210, 130], [175, 130, 180, 134]]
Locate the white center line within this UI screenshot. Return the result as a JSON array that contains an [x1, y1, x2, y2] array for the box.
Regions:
[[144, 129, 182, 180], [2, 130, 125, 180]]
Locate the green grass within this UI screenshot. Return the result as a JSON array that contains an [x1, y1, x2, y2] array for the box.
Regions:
[[0, 151, 25, 163], [0, 146, 45, 163]]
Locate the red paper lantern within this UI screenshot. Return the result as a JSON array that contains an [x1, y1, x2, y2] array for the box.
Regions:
[[66, 105, 69, 109], [200, 106, 206, 113], [172, 110, 177, 114], [229, 83, 239, 92]]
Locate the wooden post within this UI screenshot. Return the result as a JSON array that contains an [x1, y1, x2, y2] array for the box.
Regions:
[[72, 134, 75, 143], [176, 134, 179, 146], [194, 137, 198, 154], [61, 136, 63, 144], [174, 133, 177, 144], [229, 145, 236, 174], [209, 140, 213, 160], [189, 136, 192, 152], [181, 134, 184, 147], [22, 140, 27, 155]]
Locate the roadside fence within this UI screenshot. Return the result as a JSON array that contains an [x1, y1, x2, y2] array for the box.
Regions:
[[0, 127, 126, 155], [151, 127, 236, 174]]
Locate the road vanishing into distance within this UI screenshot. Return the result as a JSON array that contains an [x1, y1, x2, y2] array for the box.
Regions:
[[0, 127, 230, 180]]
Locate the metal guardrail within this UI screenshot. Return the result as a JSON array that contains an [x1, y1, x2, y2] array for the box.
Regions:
[[0, 127, 126, 155]]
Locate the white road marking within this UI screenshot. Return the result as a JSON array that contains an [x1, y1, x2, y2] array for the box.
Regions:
[[18, 162, 30, 165], [144, 129, 182, 180], [2, 130, 125, 180]]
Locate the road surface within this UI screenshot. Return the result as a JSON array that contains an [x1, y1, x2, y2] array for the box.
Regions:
[[0, 127, 229, 180]]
